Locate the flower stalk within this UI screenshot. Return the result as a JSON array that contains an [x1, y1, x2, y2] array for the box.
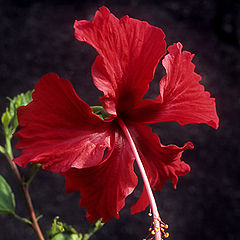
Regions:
[[4, 139, 45, 240], [118, 118, 161, 240]]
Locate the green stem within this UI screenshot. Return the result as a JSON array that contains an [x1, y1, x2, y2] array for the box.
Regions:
[[23, 164, 41, 186], [83, 219, 104, 240], [13, 213, 32, 226], [5, 135, 13, 160]]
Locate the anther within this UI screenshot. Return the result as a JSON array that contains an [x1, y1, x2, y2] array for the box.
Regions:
[[161, 223, 168, 229], [148, 209, 152, 217], [164, 232, 169, 238], [151, 230, 155, 235]]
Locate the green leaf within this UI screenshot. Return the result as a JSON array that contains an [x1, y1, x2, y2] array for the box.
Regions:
[[0, 175, 15, 215], [8, 90, 33, 134], [47, 217, 104, 240], [1, 90, 33, 137], [47, 217, 82, 240], [50, 233, 82, 240], [1, 108, 11, 135]]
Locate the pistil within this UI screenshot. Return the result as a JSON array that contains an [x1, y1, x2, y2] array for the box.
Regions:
[[117, 118, 161, 240]]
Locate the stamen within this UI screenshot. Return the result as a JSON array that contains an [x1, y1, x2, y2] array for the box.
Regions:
[[148, 208, 152, 217], [118, 118, 162, 240]]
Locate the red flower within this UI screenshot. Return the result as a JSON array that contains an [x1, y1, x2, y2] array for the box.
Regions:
[[14, 6, 218, 224]]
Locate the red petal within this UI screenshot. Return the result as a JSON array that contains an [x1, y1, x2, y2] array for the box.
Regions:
[[127, 43, 219, 129], [130, 185, 149, 215], [74, 6, 166, 114], [128, 122, 193, 214], [14, 73, 113, 172], [63, 130, 138, 222]]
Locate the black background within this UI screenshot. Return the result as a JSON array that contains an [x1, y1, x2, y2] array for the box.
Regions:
[[0, 0, 239, 239]]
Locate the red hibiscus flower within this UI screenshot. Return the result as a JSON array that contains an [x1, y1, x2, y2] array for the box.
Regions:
[[14, 6, 218, 240]]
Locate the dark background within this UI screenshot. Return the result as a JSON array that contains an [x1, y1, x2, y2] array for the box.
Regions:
[[0, 0, 239, 239]]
